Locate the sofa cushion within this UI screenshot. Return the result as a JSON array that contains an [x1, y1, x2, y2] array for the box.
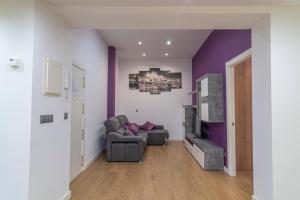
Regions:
[[116, 128, 126, 135], [124, 129, 135, 136], [104, 117, 121, 132], [143, 121, 155, 131], [143, 129, 169, 139], [117, 115, 128, 127]]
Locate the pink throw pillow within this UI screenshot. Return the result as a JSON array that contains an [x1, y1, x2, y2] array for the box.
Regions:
[[126, 121, 133, 126], [143, 121, 155, 131], [126, 122, 139, 136]]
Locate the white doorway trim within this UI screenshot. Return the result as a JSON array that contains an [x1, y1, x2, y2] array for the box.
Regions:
[[70, 63, 86, 182], [225, 48, 252, 176]]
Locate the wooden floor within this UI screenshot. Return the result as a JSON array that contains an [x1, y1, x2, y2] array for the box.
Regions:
[[70, 141, 253, 200]]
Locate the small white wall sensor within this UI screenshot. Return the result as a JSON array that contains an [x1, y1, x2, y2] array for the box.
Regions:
[[8, 58, 24, 72]]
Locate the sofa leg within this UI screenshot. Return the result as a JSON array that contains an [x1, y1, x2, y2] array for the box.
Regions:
[[139, 160, 142, 164], [163, 141, 167, 147]]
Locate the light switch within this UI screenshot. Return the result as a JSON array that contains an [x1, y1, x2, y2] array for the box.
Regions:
[[64, 112, 68, 120], [40, 115, 54, 124]]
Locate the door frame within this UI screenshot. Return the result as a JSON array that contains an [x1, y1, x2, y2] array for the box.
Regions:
[[70, 63, 86, 181], [225, 49, 252, 176]]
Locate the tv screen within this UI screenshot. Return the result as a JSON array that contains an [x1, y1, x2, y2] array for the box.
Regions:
[[194, 121, 209, 139], [194, 119, 201, 138]]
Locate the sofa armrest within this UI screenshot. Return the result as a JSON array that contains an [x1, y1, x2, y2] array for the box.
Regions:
[[106, 132, 144, 161]]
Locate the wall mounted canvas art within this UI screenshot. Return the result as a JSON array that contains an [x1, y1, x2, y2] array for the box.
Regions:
[[129, 68, 182, 95], [129, 74, 139, 90]]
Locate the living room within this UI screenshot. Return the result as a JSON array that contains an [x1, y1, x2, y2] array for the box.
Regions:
[[2, 1, 300, 200], [76, 29, 252, 199]]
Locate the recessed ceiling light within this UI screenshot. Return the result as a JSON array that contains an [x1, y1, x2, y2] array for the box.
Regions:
[[138, 41, 142, 45], [142, 53, 146, 57], [166, 40, 172, 45], [165, 52, 169, 56]]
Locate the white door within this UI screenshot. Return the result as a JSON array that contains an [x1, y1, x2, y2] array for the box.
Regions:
[[70, 65, 85, 182]]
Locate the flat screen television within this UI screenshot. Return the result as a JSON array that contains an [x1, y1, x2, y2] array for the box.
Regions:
[[194, 119, 201, 138], [194, 121, 209, 139]]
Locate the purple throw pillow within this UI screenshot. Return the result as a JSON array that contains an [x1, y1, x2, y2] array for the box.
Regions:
[[126, 122, 139, 136], [143, 121, 155, 131]]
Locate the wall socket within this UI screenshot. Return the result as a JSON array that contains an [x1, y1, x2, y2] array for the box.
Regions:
[[40, 115, 54, 124], [64, 112, 68, 120]]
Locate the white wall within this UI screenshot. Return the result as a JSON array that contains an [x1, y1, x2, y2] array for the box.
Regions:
[[72, 30, 108, 166], [270, 8, 300, 200], [0, 0, 34, 199], [117, 59, 192, 140], [29, 2, 72, 200], [251, 9, 300, 200], [251, 16, 273, 200]]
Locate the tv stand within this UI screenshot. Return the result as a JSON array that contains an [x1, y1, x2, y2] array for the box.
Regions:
[[184, 133, 224, 170]]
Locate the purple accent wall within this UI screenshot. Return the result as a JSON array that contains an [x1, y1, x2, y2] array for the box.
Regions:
[[107, 46, 116, 119], [192, 30, 251, 166]]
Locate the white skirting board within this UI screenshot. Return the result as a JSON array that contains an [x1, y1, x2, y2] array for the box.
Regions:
[[252, 195, 259, 200], [60, 190, 71, 200], [224, 167, 229, 175], [84, 151, 102, 170]]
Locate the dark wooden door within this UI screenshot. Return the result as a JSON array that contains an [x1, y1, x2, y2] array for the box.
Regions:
[[234, 57, 253, 171]]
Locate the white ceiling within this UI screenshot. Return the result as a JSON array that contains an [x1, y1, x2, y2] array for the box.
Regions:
[[44, 0, 300, 6], [44, 0, 299, 30], [99, 30, 212, 59], [41, 0, 298, 59]]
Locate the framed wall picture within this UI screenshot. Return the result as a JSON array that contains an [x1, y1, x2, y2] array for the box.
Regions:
[[129, 68, 182, 95]]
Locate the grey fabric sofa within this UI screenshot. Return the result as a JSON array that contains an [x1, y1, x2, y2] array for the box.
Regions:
[[139, 125, 169, 146], [104, 115, 147, 162], [104, 115, 169, 162]]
